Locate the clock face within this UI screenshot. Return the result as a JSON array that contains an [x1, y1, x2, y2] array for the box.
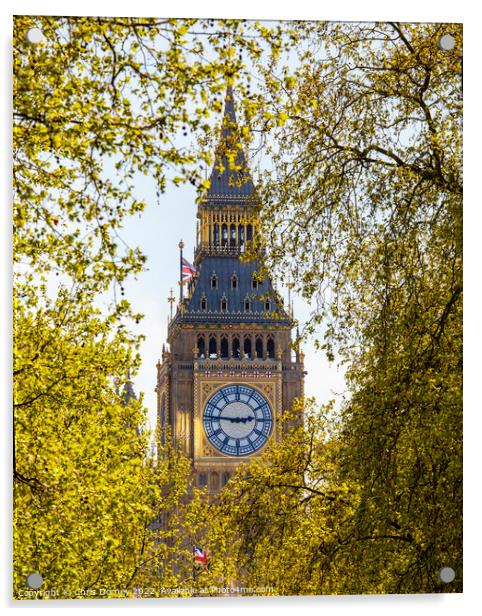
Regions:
[[203, 385, 273, 456]]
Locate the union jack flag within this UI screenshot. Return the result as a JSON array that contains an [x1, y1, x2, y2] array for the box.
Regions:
[[182, 257, 197, 284], [193, 545, 208, 569]]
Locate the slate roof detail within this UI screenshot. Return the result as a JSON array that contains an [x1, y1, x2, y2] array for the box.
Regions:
[[174, 256, 290, 325]]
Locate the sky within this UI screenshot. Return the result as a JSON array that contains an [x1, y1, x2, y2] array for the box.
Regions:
[[118, 151, 347, 432], [90, 21, 350, 433]]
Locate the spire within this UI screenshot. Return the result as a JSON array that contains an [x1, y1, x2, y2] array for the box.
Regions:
[[121, 370, 137, 407], [202, 85, 255, 205]]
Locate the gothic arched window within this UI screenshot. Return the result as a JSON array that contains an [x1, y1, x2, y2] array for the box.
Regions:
[[232, 274, 238, 289], [222, 224, 228, 247], [211, 273, 217, 289], [230, 223, 236, 247], [255, 337, 263, 359], [208, 336, 217, 358], [222, 472, 230, 486], [244, 337, 252, 359], [220, 296, 228, 312], [197, 336, 206, 359], [220, 336, 229, 359], [200, 295, 207, 310], [247, 224, 253, 242], [264, 299, 271, 312], [267, 337, 275, 359], [244, 297, 252, 312], [160, 394, 166, 445], [239, 225, 245, 252], [232, 337, 240, 359], [213, 223, 219, 246], [198, 473, 208, 487]]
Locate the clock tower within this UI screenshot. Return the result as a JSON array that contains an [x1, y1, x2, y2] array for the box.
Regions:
[[156, 86, 304, 495]]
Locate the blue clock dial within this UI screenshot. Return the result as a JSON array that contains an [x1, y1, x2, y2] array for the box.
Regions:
[[203, 385, 273, 456]]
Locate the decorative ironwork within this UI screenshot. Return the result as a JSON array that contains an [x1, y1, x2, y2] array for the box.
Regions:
[[195, 241, 252, 260]]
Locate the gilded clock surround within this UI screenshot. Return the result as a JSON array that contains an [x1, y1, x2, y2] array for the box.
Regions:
[[195, 376, 281, 460], [202, 384, 273, 456]]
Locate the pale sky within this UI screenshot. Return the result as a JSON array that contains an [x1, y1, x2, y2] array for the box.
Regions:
[[104, 23, 348, 433], [118, 163, 347, 433]]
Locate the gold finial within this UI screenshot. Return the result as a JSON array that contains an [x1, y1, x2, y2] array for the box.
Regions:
[[167, 287, 176, 321]]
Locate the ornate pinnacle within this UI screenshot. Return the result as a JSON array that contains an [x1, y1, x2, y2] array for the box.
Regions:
[[167, 288, 176, 320]]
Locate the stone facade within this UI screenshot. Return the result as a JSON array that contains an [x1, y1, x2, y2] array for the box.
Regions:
[[156, 87, 304, 496]]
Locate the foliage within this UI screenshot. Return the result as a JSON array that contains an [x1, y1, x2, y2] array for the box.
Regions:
[[253, 21, 462, 352], [13, 280, 199, 598], [207, 377, 461, 594], [210, 21, 462, 594], [13, 16, 287, 293], [13, 16, 287, 598]]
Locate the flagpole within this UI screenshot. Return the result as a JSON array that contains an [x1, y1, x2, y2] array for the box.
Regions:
[[179, 239, 184, 303]]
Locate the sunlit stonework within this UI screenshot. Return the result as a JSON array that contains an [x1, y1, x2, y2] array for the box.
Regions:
[[156, 87, 304, 495]]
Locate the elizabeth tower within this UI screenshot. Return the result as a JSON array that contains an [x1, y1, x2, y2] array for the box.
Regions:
[[156, 87, 304, 495]]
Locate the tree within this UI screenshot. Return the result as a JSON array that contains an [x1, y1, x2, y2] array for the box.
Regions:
[[13, 16, 287, 597], [13, 16, 287, 294], [234, 21, 462, 593], [252, 21, 461, 352], [13, 279, 202, 598]]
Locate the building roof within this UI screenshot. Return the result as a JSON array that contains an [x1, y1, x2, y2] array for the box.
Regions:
[[201, 86, 256, 207], [173, 256, 290, 326], [169, 85, 291, 331]]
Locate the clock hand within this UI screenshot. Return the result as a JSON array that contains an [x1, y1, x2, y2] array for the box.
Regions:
[[221, 415, 255, 424], [219, 416, 271, 424]]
